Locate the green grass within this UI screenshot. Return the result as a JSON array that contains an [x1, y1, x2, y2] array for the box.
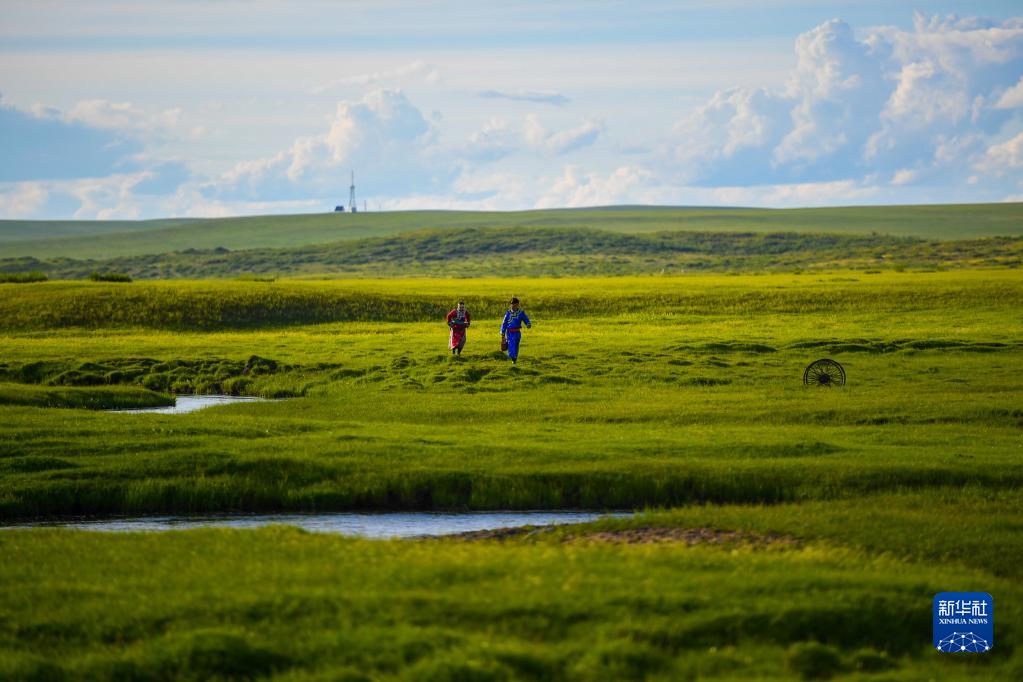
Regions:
[[1, 509, 1020, 680], [2, 203, 1021, 260], [0, 383, 173, 411], [1, 270, 1020, 331], [0, 271, 1020, 517], [1, 268, 1020, 679]]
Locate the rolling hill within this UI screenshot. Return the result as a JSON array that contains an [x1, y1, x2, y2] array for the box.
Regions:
[[3, 227, 1020, 279], [1, 203, 1020, 260]]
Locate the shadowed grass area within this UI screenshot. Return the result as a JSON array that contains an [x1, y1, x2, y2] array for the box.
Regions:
[[0, 355, 302, 399], [0, 383, 173, 411]]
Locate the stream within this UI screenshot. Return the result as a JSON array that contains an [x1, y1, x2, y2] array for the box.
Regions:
[[2, 511, 631, 538]]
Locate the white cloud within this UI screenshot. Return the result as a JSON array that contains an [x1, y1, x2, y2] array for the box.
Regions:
[[975, 131, 1023, 175], [65, 99, 183, 133], [0, 182, 48, 218], [757, 179, 879, 205], [478, 90, 569, 105], [451, 171, 530, 201], [5, 11, 1023, 218], [671, 86, 789, 183], [209, 89, 436, 201], [311, 61, 440, 94], [461, 117, 520, 162], [535, 165, 654, 208], [462, 114, 604, 162], [1, 97, 144, 181], [994, 76, 1023, 108], [66, 172, 154, 220], [538, 117, 605, 156], [668, 14, 1023, 193], [891, 168, 918, 185], [773, 20, 887, 167], [164, 187, 324, 218]]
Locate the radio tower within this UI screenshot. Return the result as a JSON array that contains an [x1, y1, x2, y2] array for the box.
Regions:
[[348, 171, 357, 213]]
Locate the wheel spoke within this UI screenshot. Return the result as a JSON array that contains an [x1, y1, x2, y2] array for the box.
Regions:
[[804, 359, 845, 387]]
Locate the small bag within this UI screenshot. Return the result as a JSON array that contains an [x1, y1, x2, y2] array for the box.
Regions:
[[501, 339, 509, 352]]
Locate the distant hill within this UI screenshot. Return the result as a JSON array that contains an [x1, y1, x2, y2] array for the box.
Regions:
[[3, 227, 1020, 279], [1, 203, 1020, 260]]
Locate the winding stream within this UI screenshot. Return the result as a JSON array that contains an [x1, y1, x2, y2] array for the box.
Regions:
[[111, 394, 267, 414], [2, 511, 630, 538]]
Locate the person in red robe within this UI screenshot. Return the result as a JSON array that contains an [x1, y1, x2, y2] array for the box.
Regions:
[[446, 300, 471, 355]]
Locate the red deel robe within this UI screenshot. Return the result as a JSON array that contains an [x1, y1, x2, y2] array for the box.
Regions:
[[446, 308, 471, 349]]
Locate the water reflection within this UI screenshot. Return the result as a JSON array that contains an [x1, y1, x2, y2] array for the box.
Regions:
[[5, 511, 630, 538], [112, 394, 267, 414]]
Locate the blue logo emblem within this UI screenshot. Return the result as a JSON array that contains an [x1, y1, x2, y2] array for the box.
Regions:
[[933, 592, 993, 653]]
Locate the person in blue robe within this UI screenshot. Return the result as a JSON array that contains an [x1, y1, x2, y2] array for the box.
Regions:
[[500, 297, 532, 363]]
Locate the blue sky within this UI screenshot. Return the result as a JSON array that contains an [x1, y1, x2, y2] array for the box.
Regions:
[[1, 1, 1021, 219]]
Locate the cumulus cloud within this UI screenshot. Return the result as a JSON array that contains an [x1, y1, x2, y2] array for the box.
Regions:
[[0, 182, 49, 218], [0, 99, 143, 181], [478, 90, 569, 106], [65, 172, 151, 220], [672, 86, 790, 184], [460, 118, 520, 162], [207, 89, 439, 201], [535, 165, 654, 208], [891, 168, 918, 186], [531, 116, 605, 155], [994, 76, 1023, 108], [975, 131, 1023, 175], [461, 114, 604, 162], [668, 14, 1023, 195], [0, 92, 195, 220], [163, 186, 324, 218], [65, 100, 183, 134], [773, 19, 888, 171], [0, 172, 156, 221], [7, 13, 1023, 219]]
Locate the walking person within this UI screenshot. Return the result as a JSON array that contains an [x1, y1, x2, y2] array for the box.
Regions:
[[500, 297, 531, 364], [447, 300, 471, 355]]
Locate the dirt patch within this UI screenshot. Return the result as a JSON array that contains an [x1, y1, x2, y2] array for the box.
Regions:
[[565, 526, 797, 546], [435, 525, 558, 541], [441, 525, 797, 547]]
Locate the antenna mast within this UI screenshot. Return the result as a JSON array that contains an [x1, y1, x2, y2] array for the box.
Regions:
[[348, 171, 357, 213]]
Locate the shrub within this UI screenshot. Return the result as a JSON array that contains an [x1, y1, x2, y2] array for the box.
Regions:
[[89, 271, 132, 282], [848, 648, 896, 673], [150, 629, 288, 680], [786, 642, 843, 680], [0, 271, 47, 283]]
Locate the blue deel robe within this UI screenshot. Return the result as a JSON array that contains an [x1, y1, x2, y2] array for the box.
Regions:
[[500, 309, 531, 359]]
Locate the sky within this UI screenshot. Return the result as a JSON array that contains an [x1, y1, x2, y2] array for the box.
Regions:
[[1, 1, 1022, 219]]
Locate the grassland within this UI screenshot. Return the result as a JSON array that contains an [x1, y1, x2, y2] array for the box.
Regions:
[[2, 203, 1020, 260], [4, 228, 1020, 280], [1, 266, 1021, 679], [1, 271, 1020, 518], [3, 511, 1020, 681]]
